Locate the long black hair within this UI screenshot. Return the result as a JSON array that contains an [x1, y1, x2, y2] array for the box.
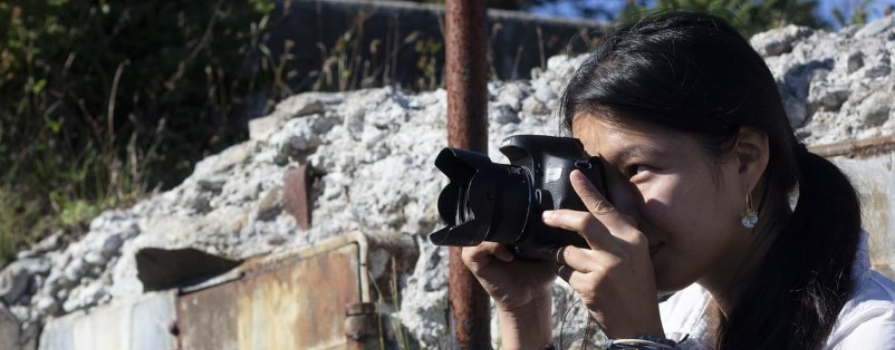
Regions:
[[559, 11, 861, 350]]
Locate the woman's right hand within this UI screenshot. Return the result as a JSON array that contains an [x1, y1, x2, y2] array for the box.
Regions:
[[462, 243, 556, 349], [461, 242, 556, 313]]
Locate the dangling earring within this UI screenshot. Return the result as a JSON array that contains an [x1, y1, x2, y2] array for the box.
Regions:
[[741, 193, 758, 228]]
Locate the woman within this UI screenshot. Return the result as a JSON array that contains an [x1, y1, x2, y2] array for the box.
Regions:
[[462, 11, 895, 350]]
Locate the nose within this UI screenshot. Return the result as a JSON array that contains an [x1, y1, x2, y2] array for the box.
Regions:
[[603, 165, 644, 224], [613, 184, 645, 225]]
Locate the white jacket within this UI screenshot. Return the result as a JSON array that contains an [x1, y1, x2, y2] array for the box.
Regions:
[[659, 231, 895, 349]]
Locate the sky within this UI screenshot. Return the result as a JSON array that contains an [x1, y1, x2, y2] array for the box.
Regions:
[[530, 0, 893, 30]]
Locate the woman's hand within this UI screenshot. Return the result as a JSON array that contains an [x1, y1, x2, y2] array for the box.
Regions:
[[462, 241, 556, 349], [543, 169, 664, 339], [461, 242, 556, 312]]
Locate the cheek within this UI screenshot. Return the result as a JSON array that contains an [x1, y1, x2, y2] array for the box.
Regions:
[[642, 195, 672, 222], [638, 177, 722, 235], [638, 177, 687, 220], [637, 181, 679, 230]]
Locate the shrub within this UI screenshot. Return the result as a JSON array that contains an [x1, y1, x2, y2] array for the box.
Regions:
[[0, 0, 283, 265]]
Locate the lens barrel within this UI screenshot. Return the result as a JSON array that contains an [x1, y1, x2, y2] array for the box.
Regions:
[[429, 148, 533, 246]]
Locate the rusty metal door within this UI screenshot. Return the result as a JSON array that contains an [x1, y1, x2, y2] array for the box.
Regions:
[[177, 236, 374, 350]]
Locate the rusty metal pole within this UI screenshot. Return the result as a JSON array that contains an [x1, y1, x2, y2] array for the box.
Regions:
[[445, 0, 491, 349]]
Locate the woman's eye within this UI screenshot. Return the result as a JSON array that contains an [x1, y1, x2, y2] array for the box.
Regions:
[[627, 165, 650, 178]]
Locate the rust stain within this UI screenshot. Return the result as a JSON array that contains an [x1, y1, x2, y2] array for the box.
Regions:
[[178, 282, 241, 350], [448, 247, 491, 350], [283, 164, 312, 230], [866, 182, 892, 276], [445, 0, 489, 152], [445, 0, 492, 348], [177, 243, 363, 350], [344, 302, 379, 350], [824, 143, 895, 280], [810, 135, 895, 159]]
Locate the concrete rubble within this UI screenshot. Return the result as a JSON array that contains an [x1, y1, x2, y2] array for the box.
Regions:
[[2, 15, 894, 349], [752, 18, 895, 142]]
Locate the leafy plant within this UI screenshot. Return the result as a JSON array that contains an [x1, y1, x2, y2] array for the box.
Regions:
[[308, 11, 445, 93], [415, 37, 443, 91], [832, 0, 875, 27], [0, 0, 283, 265], [0, 187, 48, 265]]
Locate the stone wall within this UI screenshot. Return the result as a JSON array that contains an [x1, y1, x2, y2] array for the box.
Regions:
[[2, 14, 894, 349]]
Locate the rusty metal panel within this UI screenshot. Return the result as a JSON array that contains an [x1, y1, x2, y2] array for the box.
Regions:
[[811, 136, 895, 279], [826, 152, 895, 278], [283, 164, 313, 230], [811, 135, 895, 159], [177, 283, 240, 350], [177, 240, 365, 350]]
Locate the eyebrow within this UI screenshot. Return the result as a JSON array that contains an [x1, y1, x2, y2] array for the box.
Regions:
[[610, 145, 667, 164]]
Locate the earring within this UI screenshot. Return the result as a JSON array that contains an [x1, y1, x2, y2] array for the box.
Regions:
[[741, 193, 758, 228]]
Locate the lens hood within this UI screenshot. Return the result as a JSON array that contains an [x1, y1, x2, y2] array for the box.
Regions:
[[429, 148, 496, 246]]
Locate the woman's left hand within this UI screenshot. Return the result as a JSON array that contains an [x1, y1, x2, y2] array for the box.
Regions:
[[542, 169, 664, 339]]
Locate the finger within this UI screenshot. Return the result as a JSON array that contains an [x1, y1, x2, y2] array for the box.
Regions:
[[461, 242, 502, 264], [542, 209, 612, 250], [554, 246, 567, 264], [461, 242, 513, 271], [492, 244, 514, 262], [565, 269, 597, 303], [556, 245, 598, 274], [556, 265, 596, 300], [555, 264, 574, 282], [570, 170, 623, 228]]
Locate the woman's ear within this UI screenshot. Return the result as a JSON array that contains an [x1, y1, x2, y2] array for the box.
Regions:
[[734, 126, 770, 191]]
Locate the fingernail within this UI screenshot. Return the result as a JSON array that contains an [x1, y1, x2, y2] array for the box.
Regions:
[[542, 210, 554, 221], [496, 252, 514, 262]]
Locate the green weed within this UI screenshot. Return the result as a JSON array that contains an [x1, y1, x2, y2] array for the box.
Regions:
[[0, 0, 284, 265]]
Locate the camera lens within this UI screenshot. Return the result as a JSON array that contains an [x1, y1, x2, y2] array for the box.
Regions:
[[429, 148, 534, 246], [456, 183, 473, 224], [428, 135, 607, 260]]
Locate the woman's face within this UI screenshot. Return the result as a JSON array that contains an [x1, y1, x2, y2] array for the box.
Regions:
[[573, 114, 755, 294]]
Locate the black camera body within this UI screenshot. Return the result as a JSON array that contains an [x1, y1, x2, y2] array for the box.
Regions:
[[429, 135, 609, 260]]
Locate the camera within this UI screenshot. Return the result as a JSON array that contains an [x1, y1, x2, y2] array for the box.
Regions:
[[429, 135, 609, 261]]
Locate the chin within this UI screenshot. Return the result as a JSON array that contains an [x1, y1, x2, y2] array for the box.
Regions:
[[654, 271, 694, 296]]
